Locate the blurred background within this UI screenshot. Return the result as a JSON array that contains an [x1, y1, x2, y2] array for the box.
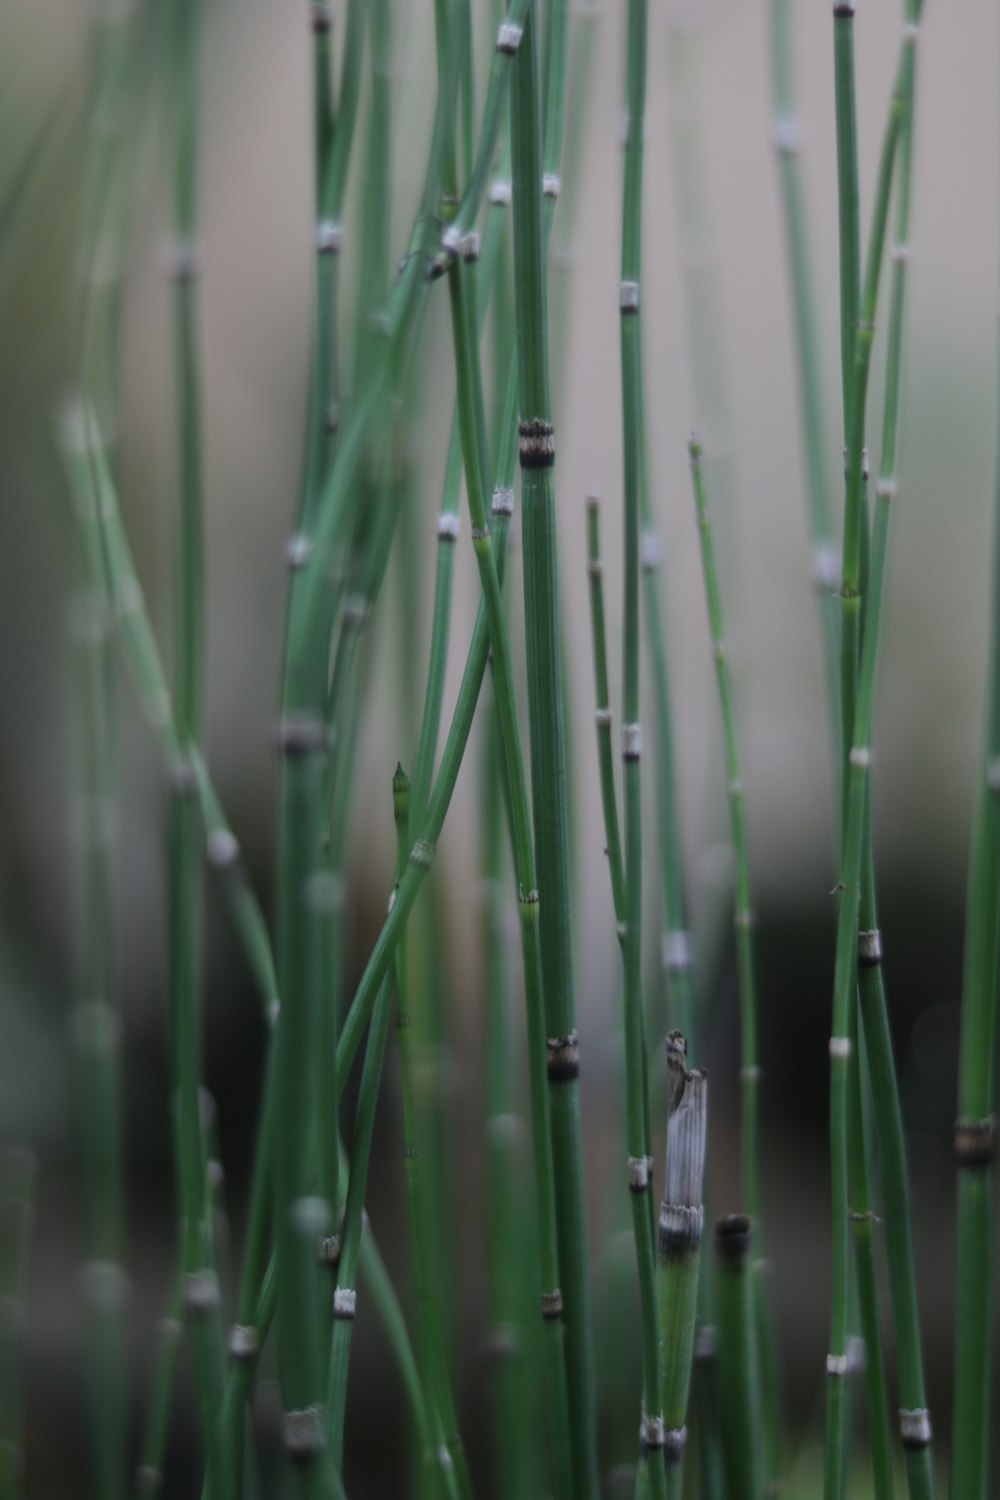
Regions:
[[1, 0, 998, 1493]]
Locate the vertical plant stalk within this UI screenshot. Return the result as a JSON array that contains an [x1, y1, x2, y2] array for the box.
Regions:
[[657, 1035, 707, 1497], [827, 16, 910, 1497], [585, 496, 626, 928], [856, 11, 935, 1498], [70, 521, 128, 1500], [447, 241, 573, 1500], [638, 431, 695, 1051], [713, 1217, 764, 1500], [167, 0, 227, 1480], [134, 1287, 183, 1498], [481, 714, 538, 1500], [618, 0, 666, 1491], [326, 773, 411, 1470], [510, 13, 598, 1495], [687, 439, 760, 1230], [953, 25, 1000, 1492], [0, 1148, 37, 1500], [768, 0, 840, 760]]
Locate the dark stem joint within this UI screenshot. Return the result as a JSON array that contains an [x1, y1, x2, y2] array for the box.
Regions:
[[857, 928, 882, 966], [332, 1287, 356, 1321], [518, 419, 556, 470], [899, 1408, 932, 1450], [540, 1289, 563, 1320], [275, 714, 325, 757], [833, 2, 855, 16], [663, 1427, 687, 1463], [546, 1031, 579, 1082], [954, 1116, 995, 1168], [283, 1405, 326, 1463], [311, 1, 332, 30]]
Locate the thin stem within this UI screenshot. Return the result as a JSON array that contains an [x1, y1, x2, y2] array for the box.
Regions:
[[447, 246, 573, 1500], [827, 28, 908, 1500], [953, 21, 1000, 1493], [768, 0, 840, 767], [584, 496, 625, 928], [0, 1149, 37, 1500], [657, 1038, 707, 1495], [687, 439, 760, 1226], [510, 13, 597, 1494], [133, 1285, 183, 1499], [619, 0, 665, 1490], [167, 0, 226, 1479], [713, 1217, 764, 1500]]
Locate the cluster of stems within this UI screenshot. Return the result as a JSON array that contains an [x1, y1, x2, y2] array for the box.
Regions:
[[40, 2, 1000, 1499]]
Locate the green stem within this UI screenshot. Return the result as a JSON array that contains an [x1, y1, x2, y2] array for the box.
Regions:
[[510, 14, 597, 1495], [0, 1149, 37, 1500], [619, 0, 664, 1490], [769, 0, 840, 768], [713, 1217, 764, 1500], [657, 1038, 707, 1493], [447, 246, 573, 1500], [827, 28, 907, 1500], [953, 24, 1000, 1493], [585, 496, 626, 928]]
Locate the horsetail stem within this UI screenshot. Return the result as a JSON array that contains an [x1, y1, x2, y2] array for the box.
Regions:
[[326, 773, 408, 1469], [714, 1216, 764, 1500], [585, 495, 626, 929], [827, 17, 912, 1498], [0, 1149, 37, 1500], [953, 22, 1000, 1489], [617, 2, 666, 1492], [657, 1035, 707, 1498], [447, 241, 573, 1500], [687, 437, 760, 1227], [768, 0, 840, 765], [511, 12, 597, 1493], [166, 0, 228, 1478]]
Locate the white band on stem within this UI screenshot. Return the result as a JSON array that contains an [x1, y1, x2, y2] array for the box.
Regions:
[[772, 115, 803, 154], [184, 1269, 221, 1315], [662, 929, 693, 972], [849, 746, 871, 769], [496, 19, 523, 52], [333, 1286, 357, 1319], [811, 541, 840, 589], [594, 706, 612, 727], [640, 529, 661, 570], [286, 533, 313, 570], [437, 512, 460, 542], [829, 1036, 851, 1059], [891, 243, 911, 264], [283, 1405, 325, 1458], [460, 230, 480, 262], [489, 179, 512, 207], [641, 1414, 665, 1448], [620, 280, 640, 313], [902, 20, 919, 43], [875, 477, 897, 500], [228, 1323, 259, 1361], [206, 829, 239, 868], [315, 219, 343, 254], [492, 487, 514, 517], [899, 1408, 932, 1447], [622, 723, 642, 761], [627, 1155, 653, 1190], [826, 1353, 848, 1376], [543, 173, 561, 199]]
